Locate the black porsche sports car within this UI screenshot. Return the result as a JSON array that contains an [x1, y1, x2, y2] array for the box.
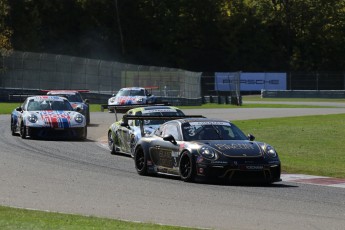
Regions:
[[133, 117, 281, 184]]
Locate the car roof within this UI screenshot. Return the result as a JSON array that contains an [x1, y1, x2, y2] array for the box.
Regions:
[[27, 95, 67, 101], [47, 90, 79, 95], [120, 87, 145, 91]]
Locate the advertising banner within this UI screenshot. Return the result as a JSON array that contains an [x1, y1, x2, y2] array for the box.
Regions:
[[215, 72, 286, 91]]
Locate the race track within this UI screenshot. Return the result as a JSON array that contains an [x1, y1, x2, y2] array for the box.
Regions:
[[1, 107, 345, 230]]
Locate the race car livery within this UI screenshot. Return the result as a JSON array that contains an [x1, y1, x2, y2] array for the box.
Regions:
[[133, 117, 281, 184], [108, 106, 186, 156], [11, 95, 87, 140], [45, 90, 90, 125], [108, 87, 156, 112]]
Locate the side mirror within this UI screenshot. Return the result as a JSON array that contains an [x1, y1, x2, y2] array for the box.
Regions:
[[120, 121, 130, 128], [84, 99, 90, 104], [16, 107, 23, 112], [163, 134, 177, 145], [247, 134, 255, 141], [75, 107, 82, 112]]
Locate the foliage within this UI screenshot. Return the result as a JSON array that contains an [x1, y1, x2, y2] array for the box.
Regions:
[[0, 0, 12, 56], [2, 0, 345, 71]]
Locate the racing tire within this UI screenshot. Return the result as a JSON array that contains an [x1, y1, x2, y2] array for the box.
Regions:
[[10, 119, 16, 136], [179, 151, 196, 182], [108, 131, 117, 155], [20, 124, 26, 139], [79, 126, 87, 140], [86, 108, 90, 125], [134, 146, 148, 176]]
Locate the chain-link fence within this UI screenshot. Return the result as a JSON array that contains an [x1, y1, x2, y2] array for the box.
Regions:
[[0, 51, 201, 103]]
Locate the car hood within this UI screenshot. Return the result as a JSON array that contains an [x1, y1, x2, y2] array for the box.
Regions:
[[27, 111, 83, 128], [114, 96, 145, 105], [196, 140, 263, 157]]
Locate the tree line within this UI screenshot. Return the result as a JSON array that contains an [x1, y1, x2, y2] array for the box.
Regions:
[[1, 0, 345, 72]]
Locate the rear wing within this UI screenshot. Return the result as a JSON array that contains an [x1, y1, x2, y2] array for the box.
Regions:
[[101, 103, 171, 120], [122, 114, 205, 137]]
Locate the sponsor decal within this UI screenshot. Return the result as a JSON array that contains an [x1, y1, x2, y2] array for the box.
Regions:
[[142, 109, 176, 114], [189, 121, 230, 126], [215, 143, 255, 150], [39, 111, 71, 128]]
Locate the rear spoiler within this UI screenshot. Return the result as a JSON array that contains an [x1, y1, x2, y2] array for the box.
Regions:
[[101, 103, 171, 120], [122, 115, 205, 137]]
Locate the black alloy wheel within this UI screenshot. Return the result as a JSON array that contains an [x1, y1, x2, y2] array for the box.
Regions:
[[134, 147, 147, 175], [179, 152, 195, 182], [108, 131, 116, 154]]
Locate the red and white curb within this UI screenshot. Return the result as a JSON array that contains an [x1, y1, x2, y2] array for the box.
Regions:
[[96, 139, 345, 188], [281, 174, 345, 188]]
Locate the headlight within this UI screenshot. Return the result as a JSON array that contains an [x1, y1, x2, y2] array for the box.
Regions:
[[200, 146, 217, 159], [28, 114, 38, 123], [264, 144, 277, 158], [109, 97, 116, 103], [75, 114, 84, 123]]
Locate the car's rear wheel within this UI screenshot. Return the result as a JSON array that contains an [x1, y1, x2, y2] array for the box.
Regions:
[[134, 146, 147, 175], [20, 123, 26, 139], [108, 131, 117, 155], [179, 151, 195, 182]]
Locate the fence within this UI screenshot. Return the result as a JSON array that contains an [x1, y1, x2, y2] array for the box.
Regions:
[[0, 51, 202, 104]]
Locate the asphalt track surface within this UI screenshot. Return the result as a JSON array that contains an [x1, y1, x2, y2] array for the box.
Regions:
[[1, 106, 345, 230]]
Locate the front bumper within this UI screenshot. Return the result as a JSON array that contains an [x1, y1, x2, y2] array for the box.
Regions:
[[196, 160, 281, 183], [26, 126, 86, 139]]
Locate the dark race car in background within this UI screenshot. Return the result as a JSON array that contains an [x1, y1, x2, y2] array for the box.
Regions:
[[45, 90, 90, 125], [11, 95, 87, 140], [133, 117, 281, 184]]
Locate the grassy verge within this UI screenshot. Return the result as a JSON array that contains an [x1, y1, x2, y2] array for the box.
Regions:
[[0, 206, 195, 230], [234, 113, 345, 178]]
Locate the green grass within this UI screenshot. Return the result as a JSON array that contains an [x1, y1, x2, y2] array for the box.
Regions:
[[233, 113, 345, 178], [242, 94, 345, 102], [0, 206, 196, 230]]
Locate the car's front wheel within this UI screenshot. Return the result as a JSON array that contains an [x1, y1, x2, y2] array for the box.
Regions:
[[179, 151, 195, 182], [134, 146, 147, 175], [108, 131, 117, 155], [20, 123, 26, 139], [79, 126, 87, 140], [11, 118, 16, 136]]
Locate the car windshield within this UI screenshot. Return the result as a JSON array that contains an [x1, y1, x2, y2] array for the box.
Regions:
[[117, 89, 145, 97], [182, 121, 248, 141], [27, 99, 74, 111], [134, 109, 185, 126]]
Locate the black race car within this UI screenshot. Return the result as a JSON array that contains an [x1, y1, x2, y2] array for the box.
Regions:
[[133, 117, 281, 184]]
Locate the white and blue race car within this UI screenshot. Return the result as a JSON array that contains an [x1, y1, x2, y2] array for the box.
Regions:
[[108, 87, 156, 112], [11, 95, 87, 140]]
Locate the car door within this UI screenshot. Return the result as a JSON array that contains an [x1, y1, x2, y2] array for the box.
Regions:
[[16, 99, 28, 129], [117, 110, 134, 153], [149, 122, 181, 174]]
